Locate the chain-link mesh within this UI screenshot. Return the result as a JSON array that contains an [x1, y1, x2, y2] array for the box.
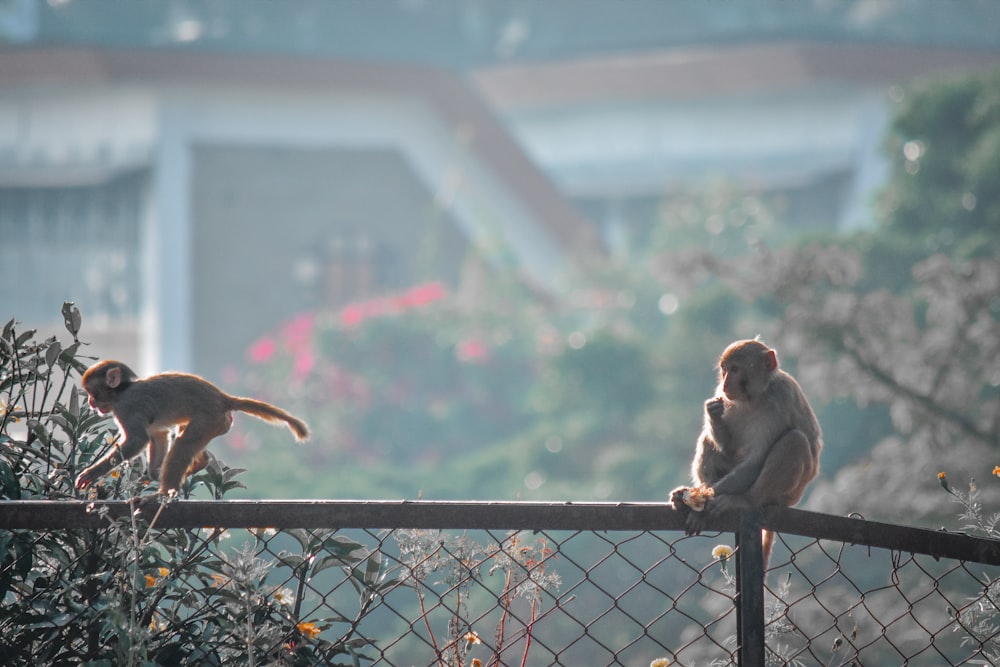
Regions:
[[1, 506, 999, 666], [760, 532, 1000, 666]]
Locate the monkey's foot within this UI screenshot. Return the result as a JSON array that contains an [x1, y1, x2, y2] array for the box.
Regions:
[[128, 491, 178, 510], [684, 508, 711, 536]]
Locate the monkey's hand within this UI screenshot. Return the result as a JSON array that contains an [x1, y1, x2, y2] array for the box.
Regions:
[[74, 467, 101, 491], [669, 486, 691, 511], [671, 485, 716, 535], [706, 397, 725, 422]]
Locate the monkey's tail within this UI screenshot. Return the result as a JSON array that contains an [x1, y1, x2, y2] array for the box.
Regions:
[[230, 398, 310, 441]]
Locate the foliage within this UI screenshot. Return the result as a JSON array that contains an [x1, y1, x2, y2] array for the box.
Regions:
[[227, 67, 1000, 519], [650, 68, 1000, 523], [230, 277, 693, 501], [393, 529, 560, 667], [879, 68, 1000, 260], [0, 306, 391, 665], [937, 469, 1000, 664]]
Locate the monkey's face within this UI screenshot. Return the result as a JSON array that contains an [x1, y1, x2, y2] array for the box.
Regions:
[[720, 364, 751, 401], [84, 382, 114, 414], [718, 347, 776, 402], [82, 361, 137, 415]]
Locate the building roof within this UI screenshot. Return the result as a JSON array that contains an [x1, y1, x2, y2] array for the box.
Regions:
[[0, 46, 600, 257], [473, 40, 1000, 110]]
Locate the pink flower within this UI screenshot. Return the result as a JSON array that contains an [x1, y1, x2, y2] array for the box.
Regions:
[[292, 349, 314, 382], [407, 282, 447, 306], [283, 313, 315, 352], [456, 338, 488, 363], [340, 304, 365, 327], [227, 430, 249, 451], [247, 336, 276, 364], [339, 282, 448, 327]]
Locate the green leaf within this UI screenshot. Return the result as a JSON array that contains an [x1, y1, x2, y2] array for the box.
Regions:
[[58, 342, 83, 371], [326, 535, 367, 559], [221, 467, 247, 482], [44, 341, 62, 369], [14, 329, 35, 349], [365, 552, 382, 585], [0, 460, 20, 500], [310, 553, 360, 577], [276, 553, 308, 570], [61, 302, 81, 337]]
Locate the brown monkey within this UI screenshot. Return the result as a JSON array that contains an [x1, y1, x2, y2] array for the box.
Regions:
[[671, 339, 822, 566], [75, 360, 309, 495]]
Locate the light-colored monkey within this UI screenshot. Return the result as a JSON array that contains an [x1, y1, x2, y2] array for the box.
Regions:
[[672, 339, 822, 565], [75, 360, 309, 495]]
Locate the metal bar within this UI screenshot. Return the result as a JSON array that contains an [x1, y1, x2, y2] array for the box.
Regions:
[[763, 506, 1000, 566], [735, 511, 765, 667], [1, 500, 999, 566], [0, 499, 691, 532]]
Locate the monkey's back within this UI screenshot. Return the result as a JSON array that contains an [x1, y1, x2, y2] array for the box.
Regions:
[[124, 372, 232, 426]]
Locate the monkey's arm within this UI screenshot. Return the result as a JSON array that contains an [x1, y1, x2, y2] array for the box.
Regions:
[[75, 419, 150, 490]]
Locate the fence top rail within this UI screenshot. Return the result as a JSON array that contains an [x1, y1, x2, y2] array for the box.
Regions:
[[1, 499, 999, 565]]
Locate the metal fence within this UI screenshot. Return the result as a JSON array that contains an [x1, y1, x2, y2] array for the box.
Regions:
[[1, 500, 999, 666]]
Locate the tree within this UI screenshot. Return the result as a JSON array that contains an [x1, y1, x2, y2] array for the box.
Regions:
[[654, 67, 1000, 523]]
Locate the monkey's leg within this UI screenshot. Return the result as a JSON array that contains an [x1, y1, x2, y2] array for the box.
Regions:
[[686, 430, 814, 536], [186, 450, 211, 475], [146, 428, 173, 481], [158, 418, 227, 494], [745, 430, 816, 508], [744, 430, 817, 568]]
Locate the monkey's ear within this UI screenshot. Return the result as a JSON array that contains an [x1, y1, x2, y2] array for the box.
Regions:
[[765, 349, 778, 371], [106, 367, 122, 389]]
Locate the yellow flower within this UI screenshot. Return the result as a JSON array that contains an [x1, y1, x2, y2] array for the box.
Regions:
[[110, 469, 121, 479], [992, 466, 1000, 478], [0, 403, 18, 423], [472, 660, 482, 667], [144, 574, 158, 588], [158, 567, 169, 578], [938, 471, 951, 493], [297, 621, 321, 639], [712, 545, 734, 561], [464, 630, 481, 646], [650, 659, 671, 667], [210, 573, 228, 588]]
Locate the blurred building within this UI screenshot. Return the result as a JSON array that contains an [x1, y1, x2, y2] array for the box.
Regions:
[[474, 41, 1000, 247], [2, 1, 1000, 376], [0, 47, 594, 375]]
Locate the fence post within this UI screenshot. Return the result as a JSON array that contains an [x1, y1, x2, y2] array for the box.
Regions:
[[735, 511, 765, 667]]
